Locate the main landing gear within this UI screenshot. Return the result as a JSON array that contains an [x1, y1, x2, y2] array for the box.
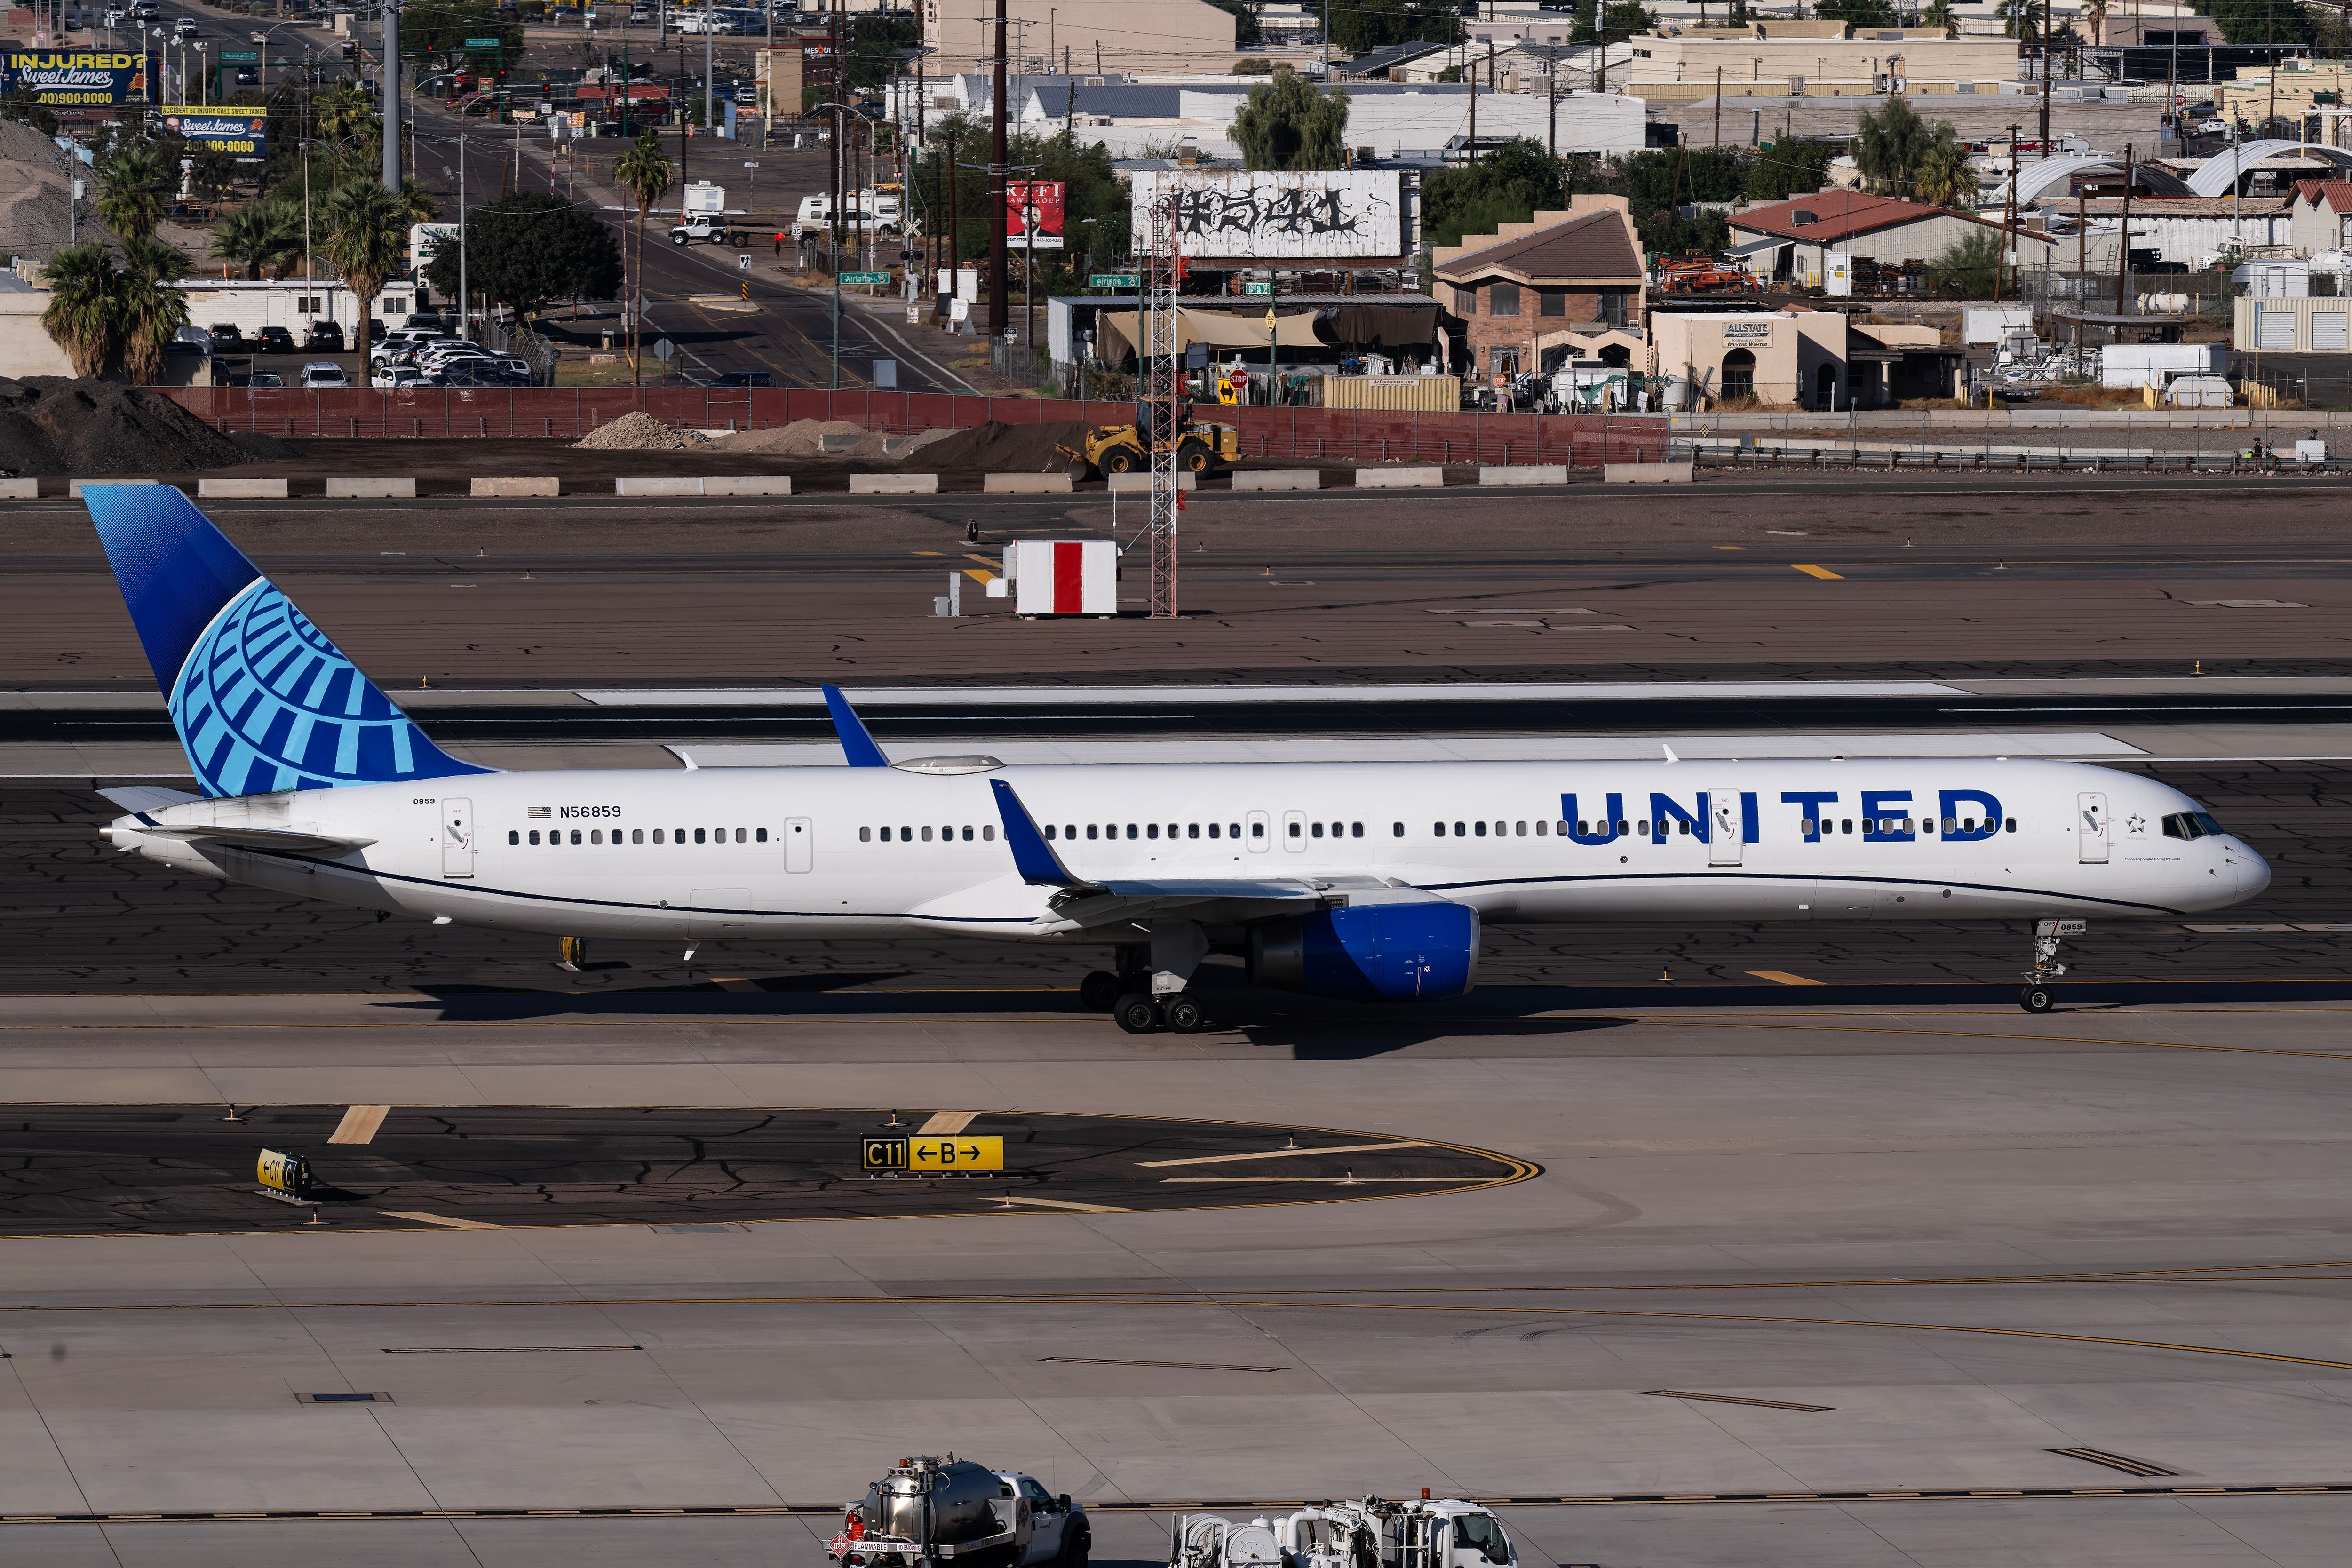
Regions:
[[1081, 923, 1217, 1033], [2019, 917, 2085, 1013]]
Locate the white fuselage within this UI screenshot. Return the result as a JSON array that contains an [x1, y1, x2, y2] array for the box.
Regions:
[[104, 757, 2270, 943]]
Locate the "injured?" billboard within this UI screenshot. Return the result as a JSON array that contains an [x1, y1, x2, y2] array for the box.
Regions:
[[1130, 171, 1404, 263]]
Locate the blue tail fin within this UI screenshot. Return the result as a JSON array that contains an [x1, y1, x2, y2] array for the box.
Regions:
[[85, 484, 491, 799]]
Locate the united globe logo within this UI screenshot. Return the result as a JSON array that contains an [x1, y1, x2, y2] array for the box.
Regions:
[[171, 579, 439, 797]]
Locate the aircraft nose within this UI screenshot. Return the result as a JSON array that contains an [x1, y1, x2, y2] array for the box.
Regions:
[[2231, 841, 2272, 900]]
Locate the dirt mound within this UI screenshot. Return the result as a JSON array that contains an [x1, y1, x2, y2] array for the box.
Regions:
[[909, 419, 1090, 473], [226, 430, 306, 461], [572, 410, 709, 450], [0, 377, 254, 477], [707, 418, 885, 458]]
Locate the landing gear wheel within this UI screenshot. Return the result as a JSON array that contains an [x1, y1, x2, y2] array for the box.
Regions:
[[1078, 970, 1123, 1012], [558, 935, 588, 970], [1112, 992, 1163, 1034], [2019, 983, 2055, 1014], [1163, 994, 1208, 1033]]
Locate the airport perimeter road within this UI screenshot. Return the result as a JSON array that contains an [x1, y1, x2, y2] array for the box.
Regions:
[[4, 998, 2352, 1567], [8, 474, 2352, 688]]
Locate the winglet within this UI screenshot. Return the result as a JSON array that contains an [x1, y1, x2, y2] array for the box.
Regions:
[[989, 778, 1084, 887], [1661, 743, 1680, 765], [822, 685, 888, 768]]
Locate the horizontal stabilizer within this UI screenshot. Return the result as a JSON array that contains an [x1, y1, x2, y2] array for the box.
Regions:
[[98, 785, 201, 813], [133, 823, 378, 855]]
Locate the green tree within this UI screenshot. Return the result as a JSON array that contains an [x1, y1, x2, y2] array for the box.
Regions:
[[213, 199, 305, 279], [1331, 0, 1461, 57], [1855, 94, 1934, 196], [423, 193, 622, 318], [3, 85, 60, 136], [1915, 126, 1979, 207], [189, 145, 239, 205], [1931, 226, 2000, 295], [612, 128, 673, 383], [1993, 0, 2044, 36], [1421, 136, 1567, 246], [1815, 0, 1898, 24], [39, 242, 119, 378], [1233, 74, 1349, 171], [1745, 136, 1836, 201], [316, 179, 426, 357], [96, 141, 171, 243], [2203, 0, 2312, 44], [1573, 0, 1659, 42], [844, 11, 922, 91], [115, 236, 191, 384]]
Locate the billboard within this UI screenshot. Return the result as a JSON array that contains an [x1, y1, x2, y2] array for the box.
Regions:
[[409, 222, 461, 276], [1, 49, 148, 105], [161, 107, 267, 158], [1130, 170, 1404, 263], [1007, 180, 1064, 251]]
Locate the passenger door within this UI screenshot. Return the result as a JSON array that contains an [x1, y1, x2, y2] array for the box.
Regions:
[[1247, 809, 1270, 853], [440, 798, 474, 878], [2076, 791, 2110, 863], [1707, 788, 1742, 866], [784, 816, 812, 873]]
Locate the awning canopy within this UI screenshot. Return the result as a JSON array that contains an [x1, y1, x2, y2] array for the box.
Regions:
[[1095, 307, 1326, 363]]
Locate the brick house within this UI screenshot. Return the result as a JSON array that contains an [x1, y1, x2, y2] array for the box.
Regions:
[[1432, 198, 1646, 382]]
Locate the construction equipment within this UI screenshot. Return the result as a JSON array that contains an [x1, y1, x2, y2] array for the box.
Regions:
[[1170, 1496, 1517, 1568], [1056, 418, 1240, 479], [1653, 257, 1762, 295]]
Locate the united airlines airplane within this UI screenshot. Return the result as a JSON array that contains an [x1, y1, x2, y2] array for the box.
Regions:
[[87, 486, 2268, 1029]]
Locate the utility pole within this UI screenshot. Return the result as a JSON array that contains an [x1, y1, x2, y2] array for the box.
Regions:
[[1468, 42, 1477, 164], [1714, 64, 1722, 145], [2116, 142, 2133, 316], [2037, 4, 2050, 151], [988, 0, 1009, 339], [381, 0, 401, 188], [1998, 121, 2019, 302]]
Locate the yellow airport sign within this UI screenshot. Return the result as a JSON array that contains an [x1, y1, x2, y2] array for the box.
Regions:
[[862, 1135, 1005, 1172]]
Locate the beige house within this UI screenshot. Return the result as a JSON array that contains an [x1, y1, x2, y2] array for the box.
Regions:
[[921, 0, 1236, 77], [2289, 180, 2352, 255], [1619, 21, 2021, 102], [1651, 306, 1957, 411]]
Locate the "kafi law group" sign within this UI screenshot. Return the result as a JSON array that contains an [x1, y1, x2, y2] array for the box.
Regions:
[[1130, 171, 1405, 264]]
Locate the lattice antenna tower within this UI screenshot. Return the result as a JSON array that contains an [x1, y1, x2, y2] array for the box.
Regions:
[[1142, 199, 1181, 619]]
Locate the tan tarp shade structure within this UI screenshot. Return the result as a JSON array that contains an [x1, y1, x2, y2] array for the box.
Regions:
[[1326, 302, 1439, 348], [1095, 307, 1324, 363]]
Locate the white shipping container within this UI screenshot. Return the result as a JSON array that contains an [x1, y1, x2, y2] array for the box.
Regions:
[[1963, 306, 2033, 344], [1009, 539, 1119, 617]]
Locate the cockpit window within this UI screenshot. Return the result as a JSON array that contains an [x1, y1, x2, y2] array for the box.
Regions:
[[1452, 1515, 1510, 1564], [2161, 812, 2228, 841]]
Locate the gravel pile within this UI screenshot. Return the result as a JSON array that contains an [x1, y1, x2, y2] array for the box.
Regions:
[[572, 411, 709, 450], [910, 419, 1091, 472], [0, 377, 254, 477], [709, 417, 882, 457]]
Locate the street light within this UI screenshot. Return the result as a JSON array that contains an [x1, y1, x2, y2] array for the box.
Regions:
[[811, 99, 855, 388], [194, 38, 208, 104]]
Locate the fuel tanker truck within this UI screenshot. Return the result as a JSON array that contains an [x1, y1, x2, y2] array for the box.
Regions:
[[830, 1457, 1091, 1568]]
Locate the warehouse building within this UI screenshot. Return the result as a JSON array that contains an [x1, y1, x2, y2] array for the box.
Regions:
[[1729, 191, 2057, 288]]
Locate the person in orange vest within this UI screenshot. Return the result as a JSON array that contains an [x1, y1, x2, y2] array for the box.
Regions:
[[773, 232, 784, 259]]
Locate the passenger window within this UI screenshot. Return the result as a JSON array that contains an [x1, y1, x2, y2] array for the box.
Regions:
[[1207, 823, 1219, 839], [983, 826, 995, 840], [861, 827, 872, 841], [1044, 825, 1056, 840], [690, 828, 701, 844], [1230, 823, 1241, 838], [1250, 822, 1264, 839], [1127, 824, 1138, 840], [1351, 822, 1363, 838], [513, 830, 524, 845], [1454, 821, 1465, 836], [1149, 823, 1161, 840], [1841, 819, 1852, 834], [757, 828, 768, 843], [1288, 821, 1301, 838], [2005, 817, 2017, 832], [1086, 825, 1098, 840], [632, 829, 644, 844], [1515, 822, 1526, 836], [571, 830, 582, 845], [652, 829, 665, 844], [1311, 822, 1324, 839], [1577, 821, 1589, 835], [1535, 821, 1547, 836], [1616, 820, 1628, 835], [921, 826, 932, 842], [591, 829, 603, 844], [1638, 820, 1651, 836], [734, 828, 746, 844], [1393, 822, 1404, 836], [1434, 822, 1446, 836], [675, 827, 685, 842], [1471, 821, 1484, 837], [1188, 823, 1200, 839], [962, 826, 973, 841]]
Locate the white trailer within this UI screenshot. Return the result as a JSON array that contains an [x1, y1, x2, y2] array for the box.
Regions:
[[1170, 1496, 1516, 1568]]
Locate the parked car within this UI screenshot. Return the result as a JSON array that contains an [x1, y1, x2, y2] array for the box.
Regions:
[[206, 321, 245, 350], [173, 14, 197, 36], [370, 365, 426, 390], [255, 325, 296, 353], [303, 320, 346, 351], [248, 370, 282, 387], [299, 361, 349, 389], [373, 326, 448, 365], [493, 355, 534, 380], [235, 67, 258, 84]]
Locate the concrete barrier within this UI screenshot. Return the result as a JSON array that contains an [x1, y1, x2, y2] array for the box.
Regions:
[[1355, 466, 1444, 489], [850, 473, 939, 494], [326, 477, 416, 498], [985, 472, 1074, 493], [1105, 470, 1196, 493], [0, 478, 38, 500], [1232, 469, 1321, 491], [1604, 462, 1695, 485], [196, 477, 289, 499], [471, 476, 559, 498], [615, 476, 701, 497], [702, 475, 793, 497], [1478, 465, 1571, 486], [67, 479, 145, 498]]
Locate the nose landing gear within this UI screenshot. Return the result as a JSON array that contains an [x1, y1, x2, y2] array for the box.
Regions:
[[557, 935, 589, 971], [2019, 917, 2085, 1013]]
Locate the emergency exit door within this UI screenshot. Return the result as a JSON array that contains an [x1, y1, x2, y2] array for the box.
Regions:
[[2077, 791, 2109, 863], [1708, 788, 1742, 865], [441, 798, 474, 877], [784, 817, 812, 872]]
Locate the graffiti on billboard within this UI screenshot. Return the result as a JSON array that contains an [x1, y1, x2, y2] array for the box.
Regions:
[[1130, 171, 1404, 261]]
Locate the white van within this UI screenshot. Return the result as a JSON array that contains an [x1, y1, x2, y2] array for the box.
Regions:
[[300, 361, 349, 389]]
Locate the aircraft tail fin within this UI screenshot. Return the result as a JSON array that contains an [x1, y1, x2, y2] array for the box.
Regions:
[[84, 484, 491, 799]]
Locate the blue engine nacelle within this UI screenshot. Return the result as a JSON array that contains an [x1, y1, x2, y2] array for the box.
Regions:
[[1247, 900, 1481, 1002]]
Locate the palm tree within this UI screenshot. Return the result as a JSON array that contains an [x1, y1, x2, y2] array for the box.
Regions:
[[1855, 95, 1933, 197], [40, 242, 119, 377], [1921, 0, 1955, 32], [1915, 129, 1980, 208], [96, 141, 171, 243], [612, 129, 673, 387], [116, 236, 191, 384], [315, 179, 413, 359], [214, 199, 305, 279], [2078, 0, 2108, 41], [1993, 0, 2044, 38]]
